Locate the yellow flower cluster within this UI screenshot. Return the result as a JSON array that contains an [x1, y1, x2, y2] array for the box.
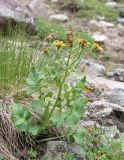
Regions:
[[93, 43, 103, 51], [43, 31, 104, 52], [54, 41, 66, 49]]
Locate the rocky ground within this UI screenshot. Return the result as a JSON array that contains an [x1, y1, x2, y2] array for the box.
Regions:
[[0, 0, 124, 159]]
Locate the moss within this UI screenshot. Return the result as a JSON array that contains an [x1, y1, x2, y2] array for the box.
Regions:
[[76, 0, 119, 21]]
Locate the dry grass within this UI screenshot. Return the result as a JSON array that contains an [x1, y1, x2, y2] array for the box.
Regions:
[[0, 97, 33, 160]]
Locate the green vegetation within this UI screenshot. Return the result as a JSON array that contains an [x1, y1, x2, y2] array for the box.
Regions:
[[1, 18, 123, 160], [36, 19, 67, 41], [72, 0, 119, 21]]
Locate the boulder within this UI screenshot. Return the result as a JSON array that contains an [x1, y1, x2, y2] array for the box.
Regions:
[[49, 14, 69, 22], [117, 18, 124, 24], [105, 2, 122, 8], [28, 0, 48, 19], [101, 89, 124, 107], [87, 77, 124, 91], [0, 0, 35, 31], [80, 59, 106, 77], [43, 141, 85, 160], [113, 68, 124, 82], [0, 0, 48, 32], [92, 34, 108, 43]]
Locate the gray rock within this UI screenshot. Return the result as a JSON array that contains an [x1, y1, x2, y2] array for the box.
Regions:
[[87, 77, 124, 91], [80, 59, 106, 77], [113, 68, 124, 82], [0, 0, 35, 30], [105, 2, 122, 8], [102, 126, 120, 139], [117, 18, 124, 24], [92, 34, 107, 43], [101, 89, 124, 107], [49, 14, 69, 22], [29, 0, 48, 19], [0, 0, 48, 32], [43, 141, 85, 160], [89, 20, 114, 32]]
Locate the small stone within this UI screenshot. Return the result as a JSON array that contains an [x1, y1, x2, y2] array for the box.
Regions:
[[79, 120, 96, 128], [101, 89, 124, 107], [44, 141, 85, 160], [92, 34, 107, 43], [80, 59, 106, 77], [92, 107, 113, 118], [49, 14, 69, 22], [105, 2, 121, 8], [102, 126, 120, 139], [117, 18, 124, 24], [87, 77, 124, 91]]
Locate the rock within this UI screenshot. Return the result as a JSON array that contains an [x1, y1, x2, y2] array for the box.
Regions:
[[79, 120, 101, 129], [102, 126, 120, 139], [28, 0, 48, 19], [113, 68, 124, 82], [49, 14, 69, 22], [92, 34, 107, 43], [117, 18, 124, 24], [80, 59, 106, 77], [87, 77, 124, 91], [0, 0, 35, 31], [43, 141, 85, 160], [92, 107, 113, 118], [105, 2, 121, 8], [101, 89, 124, 107], [89, 20, 114, 32], [0, 0, 48, 32], [89, 101, 124, 114], [99, 21, 115, 28]]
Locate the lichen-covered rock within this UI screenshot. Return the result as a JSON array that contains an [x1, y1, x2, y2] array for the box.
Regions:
[[43, 141, 86, 160], [80, 59, 106, 77]]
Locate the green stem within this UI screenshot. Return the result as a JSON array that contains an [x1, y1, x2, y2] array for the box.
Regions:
[[48, 50, 72, 118], [39, 135, 65, 142]]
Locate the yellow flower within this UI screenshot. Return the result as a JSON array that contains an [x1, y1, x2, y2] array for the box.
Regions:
[[84, 85, 94, 93], [43, 47, 49, 54], [54, 40, 66, 49], [51, 33, 57, 39], [93, 43, 103, 51], [46, 33, 57, 42], [77, 38, 87, 47]]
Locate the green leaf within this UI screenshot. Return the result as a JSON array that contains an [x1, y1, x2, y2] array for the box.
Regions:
[[45, 92, 53, 98], [73, 128, 87, 144], [11, 104, 32, 132], [26, 87, 36, 95], [28, 148, 37, 158], [29, 125, 41, 135], [26, 68, 44, 86], [50, 115, 63, 126], [31, 99, 43, 110]]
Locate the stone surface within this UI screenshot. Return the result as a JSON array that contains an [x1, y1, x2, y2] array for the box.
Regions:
[[101, 89, 124, 107], [80, 59, 106, 77], [49, 14, 69, 22], [44, 141, 85, 160], [87, 77, 124, 91], [83, 100, 124, 130], [118, 18, 124, 24], [29, 0, 48, 19], [0, 0, 48, 32], [105, 2, 121, 8], [92, 34, 107, 43], [113, 68, 124, 82], [89, 20, 115, 32], [0, 0, 35, 30]]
